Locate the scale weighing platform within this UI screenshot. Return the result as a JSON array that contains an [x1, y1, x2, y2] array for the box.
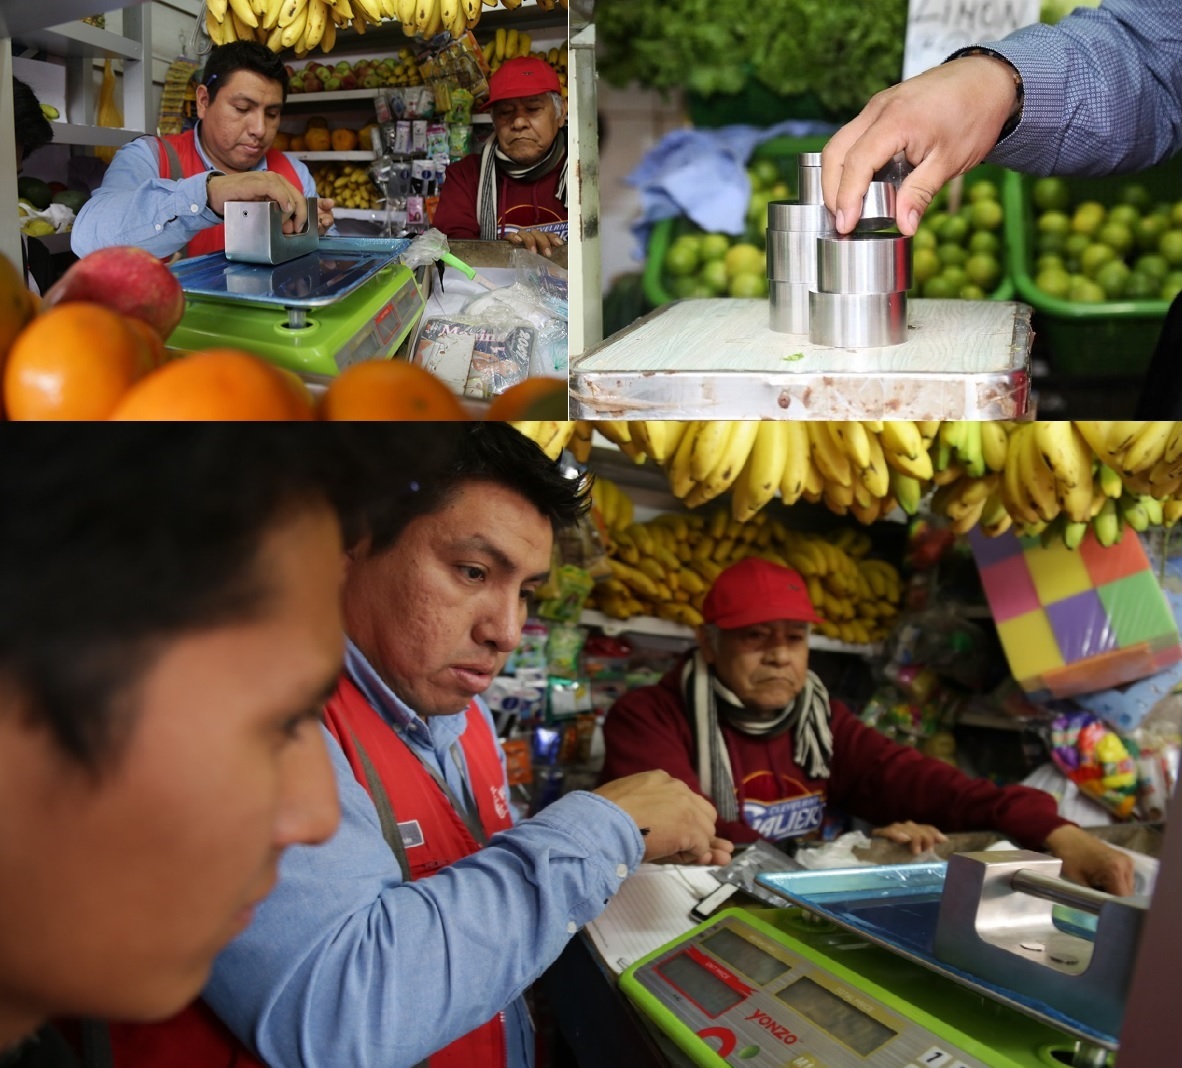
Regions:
[[621, 851, 1149, 1068], [168, 237, 425, 379]]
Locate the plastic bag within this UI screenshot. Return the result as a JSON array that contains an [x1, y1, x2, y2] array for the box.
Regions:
[[94, 59, 123, 165], [794, 831, 876, 870], [459, 249, 568, 379]]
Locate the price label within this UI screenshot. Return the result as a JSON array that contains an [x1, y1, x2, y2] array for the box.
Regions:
[[902, 0, 1040, 81]]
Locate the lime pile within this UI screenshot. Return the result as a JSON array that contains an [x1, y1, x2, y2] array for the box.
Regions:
[[658, 158, 788, 300], [911, 176, 1006, 300], [1029, 176, 1182, 304]]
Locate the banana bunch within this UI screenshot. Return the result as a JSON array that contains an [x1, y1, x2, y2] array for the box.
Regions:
[[508, 420, 578, 461], [590, 475, 633, 536], [204, 0, 340, 56], [588, 506, 901, 645], [482, 32, 568, 95], [311, 163, 381, 210]]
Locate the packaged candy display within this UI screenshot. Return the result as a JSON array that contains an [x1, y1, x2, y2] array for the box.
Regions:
[[534, 564, 595, 624], [546, 623, 588, 681], [1051, 710, 1139, 819]]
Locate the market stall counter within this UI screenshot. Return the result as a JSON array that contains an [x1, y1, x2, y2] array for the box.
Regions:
[[543, 825, 1164, 1068]]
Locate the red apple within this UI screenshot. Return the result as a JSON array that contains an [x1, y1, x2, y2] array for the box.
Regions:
[[43, 246, 186, 340]]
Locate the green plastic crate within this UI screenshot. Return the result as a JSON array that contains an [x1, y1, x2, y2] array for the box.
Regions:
[[1003, 157, 1181, 376]]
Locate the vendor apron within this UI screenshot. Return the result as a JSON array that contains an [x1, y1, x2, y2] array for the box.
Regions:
[[87, 677, 513, 1068], [155, 131, 303, 259]]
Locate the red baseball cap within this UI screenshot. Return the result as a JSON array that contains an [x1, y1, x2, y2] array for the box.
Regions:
[[702, 558, 823, 630], [487, 56, 562, 104]]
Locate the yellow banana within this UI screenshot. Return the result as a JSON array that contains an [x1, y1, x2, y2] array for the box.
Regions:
[[395, 0, 417, 22], [353, 0, 383, 20], [208, 0, 230, 20], [276, 0, 307, 28], [667, 422, 702, 501], [858, 430, 890, 499], [440, 0, 461, 32], [1119, 421, 1173, 475], [689, 421, 735, 483], [228, 0, 260, 27], [780, 421, 810, 506], [493, 25, 507, 62], [807, 422, 853, 488], [880, 439, 934, 481], [732, 421, 789, 522], [879, 421, 924, 461], [833, 421, 872, 471], [302, 0, 327, 48], [206, 5, 228, 42], [702, 421, 759, 501], [1017, 423, 1061, 523], [320, 14, 336, 49], [1035, 420, 1091, 491], [980, 420, 1009, 473]]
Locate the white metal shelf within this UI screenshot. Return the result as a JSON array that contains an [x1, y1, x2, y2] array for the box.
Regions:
[[285, 88, 386, 105], [48, 121, 140, 147], [293, 150, 378, 161], [0, 1, 130, 40], [580, 609, 883, 657], [12, 19, 142, 60]]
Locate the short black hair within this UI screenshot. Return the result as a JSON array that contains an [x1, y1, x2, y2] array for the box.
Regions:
[[13, 77, 53, 161], [0, 426, 453, 775], [201, 41, 289, 103], [361, 422, 590, 553]]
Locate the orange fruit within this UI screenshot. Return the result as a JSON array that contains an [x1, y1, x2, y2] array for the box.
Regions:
[[485, 377, 568, 421], [319, 359, 469, 421], [111, 348, 314, 421], [0, 252, 35, 374], [4, 303, 150, 420]]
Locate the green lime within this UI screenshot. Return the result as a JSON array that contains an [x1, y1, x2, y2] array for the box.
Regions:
[[1080, 242, 1116, 278], [1134, 253, 1170, 282], [1171, 202, 1182, 228], [940, 265, 969, 292], [748, 159, 780, 191], [1107, 203, 1141, 230], [1095, 259, 1131, 299], [922, 276, 957, 299], [1064, 232, 1091, 258], [699, 233, 732, 262], [968, 180, 999, 203], [959, 283, 987, 300], [1097, 221, 1135, 257], [912, 246, 942, 285], [1035, 267, 1071, 299], [723, 242, 765, 278], [1118, 183, 1152, 212], [912, 226, 938, 251], [1163, 271, 1182, 302], [964, 252, 1001, 291], [969, 199, 1004, 232], [1072, 202, 1106, 237], [699, 259, 729, 296], [728, 271, 768, 298], [925, 211, 951, 238], [1135, 213, 1169, 252], [669, 275, 702, 298], [1037, 231, 1068, 256], [1069, 275, 1107, 303], [1159, 230, 1182, 267], [1032, 177, 1071, 213], [968, 230, 1000, 255], [937, 242, 968, 268], [941, 215, 970, 244], [665, 236, 701, 276], [1037, 210, 1071, 236], [1036, 253, 1066, 274], [1125, 272, 1160, 300]]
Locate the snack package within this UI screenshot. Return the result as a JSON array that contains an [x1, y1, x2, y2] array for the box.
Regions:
[[504, 618, 550, 675], [392, 120, 412, 155], [412, 119, 428, 154], [546, 623, 588, 681], [1050, 710, 1139, 819], [426, 122, 450, 157], [501, 737, 533, 787], [447, 87, 475, 125], [534, 565, 595, 624], [448, 123, 473, 159]]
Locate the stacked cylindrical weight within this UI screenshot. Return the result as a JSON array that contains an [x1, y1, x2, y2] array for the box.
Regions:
[[766, 153, 835, 333], [809, 231, 912, 347]]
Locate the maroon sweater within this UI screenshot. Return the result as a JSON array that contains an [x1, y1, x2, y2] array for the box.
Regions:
[[600, 659, 1069, 849], [432, 151, 567, 239]]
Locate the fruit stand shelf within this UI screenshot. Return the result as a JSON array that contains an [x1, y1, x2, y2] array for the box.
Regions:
[[49, 122, 140, 147], [11, 18, 142, 59], [294, 151, 378, 162], [580, 609, 883, 657], [285, 89, 386, 105]]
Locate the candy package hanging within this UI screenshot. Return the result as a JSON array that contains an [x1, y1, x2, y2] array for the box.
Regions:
[[1050, 711, 1139, 819]]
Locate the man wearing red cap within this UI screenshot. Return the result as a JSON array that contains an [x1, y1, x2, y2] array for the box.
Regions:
[[433, 56, 567, 258], [601, 557, 1136, 896]]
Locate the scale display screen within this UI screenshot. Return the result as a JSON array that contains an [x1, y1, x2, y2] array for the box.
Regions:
[[657, 952, 745, 1018], [702, 927, 789, 986], [776, 976, 897, 1056]]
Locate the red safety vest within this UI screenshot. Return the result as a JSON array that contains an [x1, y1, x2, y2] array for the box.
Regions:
[[156, 130, 303, 258], [94, 675, 514, 1068]]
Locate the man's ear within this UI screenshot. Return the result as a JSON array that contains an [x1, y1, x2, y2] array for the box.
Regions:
[[195, 83, 210, 118], [342, 535, 372, 578]]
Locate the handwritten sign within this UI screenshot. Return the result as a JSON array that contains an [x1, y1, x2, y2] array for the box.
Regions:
[[903, 0, 1041, 81]]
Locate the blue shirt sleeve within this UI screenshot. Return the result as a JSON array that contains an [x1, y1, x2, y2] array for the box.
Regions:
[[70, 138, 222, 258], [982, 0, 1182, 176], [204, 725, 644, 1068]]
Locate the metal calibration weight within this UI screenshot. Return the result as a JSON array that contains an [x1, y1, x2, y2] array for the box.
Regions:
[[767, 153, 912, 347]]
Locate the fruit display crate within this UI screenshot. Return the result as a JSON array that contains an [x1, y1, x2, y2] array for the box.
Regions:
[[1003, 154, 1182, 377]]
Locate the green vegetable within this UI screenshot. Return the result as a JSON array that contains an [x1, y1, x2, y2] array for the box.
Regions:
[[596, 0, 908, 118]]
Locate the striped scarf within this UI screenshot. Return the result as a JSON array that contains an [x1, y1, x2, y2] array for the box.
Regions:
[[682, 650, 834, 823], [476, 126, 568, 241]]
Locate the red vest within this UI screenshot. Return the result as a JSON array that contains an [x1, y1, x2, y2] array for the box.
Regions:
[[97, 675, 514, 1068], [157, 130, 303, 258]]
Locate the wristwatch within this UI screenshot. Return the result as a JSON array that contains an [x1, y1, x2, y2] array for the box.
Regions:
[[206, 169, 225, 217], [947, 46, 1025, 140]]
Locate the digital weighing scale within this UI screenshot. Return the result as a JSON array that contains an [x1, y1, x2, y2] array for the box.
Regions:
[[168, 236, 425, 379], [622, 849, 1151, 1068]]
